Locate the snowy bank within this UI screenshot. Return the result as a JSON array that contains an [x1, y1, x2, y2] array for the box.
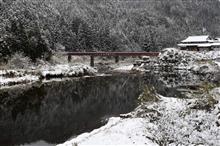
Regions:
[[131, 88, 220, 146], [59, 87, 220, 146], [113, 65, 134, 72], [57, 117, 157, 146], [0, 70, 39, 86], [40, 64, 97, 79], [0, 75, 39, 86], [0, 64, 97, 87]]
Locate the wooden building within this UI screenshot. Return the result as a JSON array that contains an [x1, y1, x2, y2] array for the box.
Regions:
[[178, 35, 220, 51]]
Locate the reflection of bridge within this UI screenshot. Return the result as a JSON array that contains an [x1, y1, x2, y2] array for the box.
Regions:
[[66, 52, 160, 66]]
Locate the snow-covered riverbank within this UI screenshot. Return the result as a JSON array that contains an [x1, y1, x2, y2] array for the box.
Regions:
[[58, 119, 154, 146], [58, 117, 158, 146], [0, 64, 96, 87], [58, 87, 220, 146]]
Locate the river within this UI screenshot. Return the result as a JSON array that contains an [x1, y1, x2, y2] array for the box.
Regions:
[[0, 71, 218, 146]]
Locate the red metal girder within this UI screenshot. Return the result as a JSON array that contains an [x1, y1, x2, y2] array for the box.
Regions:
[[65, 52, 159, 57]]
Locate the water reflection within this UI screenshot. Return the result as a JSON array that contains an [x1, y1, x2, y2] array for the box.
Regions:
[[0, 71, 218, 146], [0, 74, 144, 146], [21, 141, 54, 146]]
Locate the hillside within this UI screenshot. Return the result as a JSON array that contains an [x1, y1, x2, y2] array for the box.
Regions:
[[0, 0, 220, 61]]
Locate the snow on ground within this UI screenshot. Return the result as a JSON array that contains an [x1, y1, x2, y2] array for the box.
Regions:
[[159, 48, 220, 72], [137, 91, 220, 146], [0, 64, 97, 87], [215, 61, 220, 67], [204, 51, 220, 60], [58, 117, 158, 146], [190, 62, 220, 74], [40, 64, 97, 78], [59, 88, 220, 146], [160, 48, 220, 62], [211, 87, 220, 101], [0, 70, 24, 76], [0, 75, 39, 86], [113, 65, 134, 72], [0, 69, 39, 86]]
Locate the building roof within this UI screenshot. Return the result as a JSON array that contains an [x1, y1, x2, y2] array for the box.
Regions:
[[178, 35, 220, 48], [178, 42, 220, 48], [181, 35, 210, 43], [212, 42, 220, 46]]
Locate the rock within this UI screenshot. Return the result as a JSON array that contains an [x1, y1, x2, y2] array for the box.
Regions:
[[190, 62, 220, 75], [142, 56, 150, 61], [210, 87, 220, 101]]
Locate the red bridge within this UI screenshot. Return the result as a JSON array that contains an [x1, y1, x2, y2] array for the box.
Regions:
[[66, 52, 160, 66]]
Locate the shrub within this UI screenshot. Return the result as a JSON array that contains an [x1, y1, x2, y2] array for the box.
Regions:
[[138, 85, 159, 103], [7, 52, 31, 69]]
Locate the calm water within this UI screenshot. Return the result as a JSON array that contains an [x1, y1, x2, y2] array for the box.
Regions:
[[0, 74, 145, 146], [0, 72, 218, 146]]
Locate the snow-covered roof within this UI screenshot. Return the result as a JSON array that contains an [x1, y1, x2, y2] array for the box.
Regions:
[[178, 35, 220, 48], [181, 35, 210, 43], [212, 42, 220, 46], [178, 43, 211, 47]]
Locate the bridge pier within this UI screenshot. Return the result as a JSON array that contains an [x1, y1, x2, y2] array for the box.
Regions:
[[68, 55, 72, 63], [90, 56, 95, 67], [115, 56, 119, 63]]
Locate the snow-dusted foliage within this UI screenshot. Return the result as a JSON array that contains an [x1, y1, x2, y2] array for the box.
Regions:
[[0, 70, 38, 86], [6, 52, 32, 69], [0, 64, 97, 87], [141, 91, 220, 146], [40, 64, 97, 79], [0, 74, 39, 86], [211, 87, 220, 101], [191, 62, 220, 74], [159, 48, 220, 72]]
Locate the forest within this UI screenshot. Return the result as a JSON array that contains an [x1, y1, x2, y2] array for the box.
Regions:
[[0, 0, 220, 62]]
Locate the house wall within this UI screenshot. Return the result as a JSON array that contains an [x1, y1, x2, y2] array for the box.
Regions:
[[214, 47, 220, 51], [180, 47, 199, 51], [198, 47, 212, 51], [180, 46, 213, 51]]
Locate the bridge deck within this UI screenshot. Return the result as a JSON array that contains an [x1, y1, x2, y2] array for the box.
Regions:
[[66, 52, 159, 57]]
